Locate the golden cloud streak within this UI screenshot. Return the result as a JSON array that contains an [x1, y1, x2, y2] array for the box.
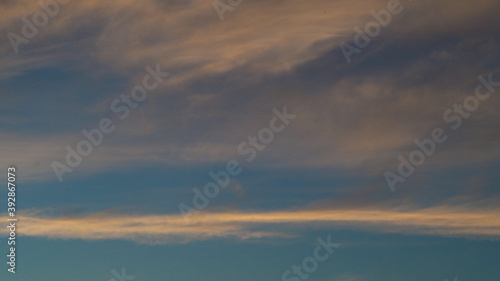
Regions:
[[2, 206, 500, 244]]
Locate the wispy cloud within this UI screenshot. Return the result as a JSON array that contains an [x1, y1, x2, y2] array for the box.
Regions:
[[3, 205, 500, 244], [2, 0, 500, 188]]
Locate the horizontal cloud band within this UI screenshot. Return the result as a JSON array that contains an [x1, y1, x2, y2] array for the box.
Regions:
[[2, 206, 499, 244]]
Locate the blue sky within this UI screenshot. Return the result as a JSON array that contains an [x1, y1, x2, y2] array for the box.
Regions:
[[1, 0, 500, 280]]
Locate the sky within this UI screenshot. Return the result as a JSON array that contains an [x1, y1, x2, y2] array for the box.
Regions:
[[0, 0, 500, 280]]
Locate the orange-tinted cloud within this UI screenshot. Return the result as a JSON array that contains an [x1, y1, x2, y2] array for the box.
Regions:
[[3, 205, 500, 244]]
